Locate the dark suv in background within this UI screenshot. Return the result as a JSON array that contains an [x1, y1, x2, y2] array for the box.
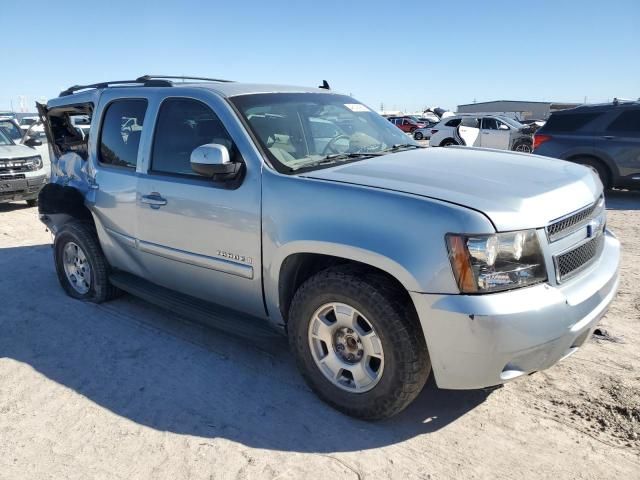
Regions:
[[533, 100, 640, 189]]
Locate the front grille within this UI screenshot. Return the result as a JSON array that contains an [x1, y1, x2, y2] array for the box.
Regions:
[[0, 174, 25, 180], [555, 234, 604, 282], [547, 195, 604, 242], [0, 164, 31, 173]]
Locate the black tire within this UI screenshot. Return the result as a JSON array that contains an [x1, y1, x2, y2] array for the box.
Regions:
[[26, 198, 38, 207], [441, 138, 458, 147], [54, 221, 121, 303], [572, 156, 611, 189], [288, 265, 431, 420], [414, 131, 424, 140], [409, 127, 416, 133], [512, 140, 532, 153]]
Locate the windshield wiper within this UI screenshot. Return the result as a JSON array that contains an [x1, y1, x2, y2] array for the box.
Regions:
[[382, 143, 426, 153], [292, 152, 382, 171]]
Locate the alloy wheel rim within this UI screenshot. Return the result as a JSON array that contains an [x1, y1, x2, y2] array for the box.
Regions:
[[516, 144, 531, 152], [308, 302, 384, 393], [62, 242, 91, 294]]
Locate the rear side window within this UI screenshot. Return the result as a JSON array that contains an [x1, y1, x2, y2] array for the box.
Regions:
[[460, 117, 480, 128], [445, 118, 461, 127], [543, 112, 601, 133], [99, 99, 147, 168], [151, 98, 235, 176], [606, 109, 640, 135]]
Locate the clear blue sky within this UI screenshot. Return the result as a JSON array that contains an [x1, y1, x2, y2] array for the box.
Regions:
[[2, 0, 638, 112]]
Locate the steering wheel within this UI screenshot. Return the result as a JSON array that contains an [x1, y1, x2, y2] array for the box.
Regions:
[[322, 135, 351, 156]]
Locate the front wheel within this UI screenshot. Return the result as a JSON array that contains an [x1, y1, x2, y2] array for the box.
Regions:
[[288, 266, 431, 420]]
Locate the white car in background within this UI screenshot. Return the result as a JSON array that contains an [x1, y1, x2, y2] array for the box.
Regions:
[[430, 114, 534, 152], [19, 116, 40, 132]]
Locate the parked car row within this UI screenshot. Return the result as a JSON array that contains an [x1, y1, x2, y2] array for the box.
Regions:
[[429, 114, 534, 152], [384, 115, 439, 140]]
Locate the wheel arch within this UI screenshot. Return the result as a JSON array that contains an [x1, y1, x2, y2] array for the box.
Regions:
[[565, 153, 614, 187], [38, 183, 95, 234], [271, 244, 421, 328]]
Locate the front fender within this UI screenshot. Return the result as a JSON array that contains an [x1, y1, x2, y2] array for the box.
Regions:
[[261, 168, 495, 325]]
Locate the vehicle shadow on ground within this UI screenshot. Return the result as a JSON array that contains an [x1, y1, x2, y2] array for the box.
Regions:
[[0, 202, 32, 213], [605, 189, 640, 211], [0, 244, 489, 453]]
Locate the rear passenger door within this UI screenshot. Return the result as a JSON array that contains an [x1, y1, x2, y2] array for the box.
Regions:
[[135, 94, 264, 317], [599, 108, 640, 179], [92, 96, 149, 276]]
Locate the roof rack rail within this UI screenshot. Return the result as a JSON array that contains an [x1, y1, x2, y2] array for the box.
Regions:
[[136, 75, 235, 83], [59, 78, 172, 97]]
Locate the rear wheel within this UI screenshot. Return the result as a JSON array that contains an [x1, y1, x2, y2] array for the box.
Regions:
[[572, 156, 611, 189], [512, 140, 532, 153], [26, 198, 38, 207], [288, 266, 431, 420], [54, 221, 120, 302], [441, 139, 458, 147], [414, 131, 424, 140]]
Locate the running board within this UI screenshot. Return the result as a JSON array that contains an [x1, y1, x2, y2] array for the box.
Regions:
[[109, 272, 282, 345]]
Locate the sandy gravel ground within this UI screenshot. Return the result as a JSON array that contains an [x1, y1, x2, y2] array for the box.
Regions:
[[0, 191, 638, 480]]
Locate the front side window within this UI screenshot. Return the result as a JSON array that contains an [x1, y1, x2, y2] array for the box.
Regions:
[[606, 109, 640, 135], [482, 118, 499, 130], [151, 98, 235, 176], [231, 93, 415, 172], [99, 99, 147, 168]]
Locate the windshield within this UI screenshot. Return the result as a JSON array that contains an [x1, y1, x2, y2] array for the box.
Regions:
[[231, 93, 418, 172], [0, 129, 14, 146], [499, 116, 524, 129], [0, 120, 22, 140]]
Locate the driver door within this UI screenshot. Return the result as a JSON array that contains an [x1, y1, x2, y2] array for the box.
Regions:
[[480, 117, 511, 149]]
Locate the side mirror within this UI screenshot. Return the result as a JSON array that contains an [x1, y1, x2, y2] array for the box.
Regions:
[[190, 144, 240, 179], [498, 124, 510, 130], [24, 137, 42, 147]]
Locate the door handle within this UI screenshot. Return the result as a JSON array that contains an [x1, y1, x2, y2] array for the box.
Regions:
[[141, 193, 167, 208]]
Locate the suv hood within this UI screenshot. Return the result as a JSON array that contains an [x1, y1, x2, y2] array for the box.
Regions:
[[0, 144, 39, 160], [301, 147, 601, 231]]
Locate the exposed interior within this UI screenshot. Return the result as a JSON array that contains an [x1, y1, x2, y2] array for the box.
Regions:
[[41, 103, 93, 160]]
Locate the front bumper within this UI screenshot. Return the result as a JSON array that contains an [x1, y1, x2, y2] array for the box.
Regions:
[[0, 174, 47, 202], [411, 229, 620, 390]]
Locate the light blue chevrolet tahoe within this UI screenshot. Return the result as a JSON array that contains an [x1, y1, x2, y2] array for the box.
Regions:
[[37, 76, 620, 419]]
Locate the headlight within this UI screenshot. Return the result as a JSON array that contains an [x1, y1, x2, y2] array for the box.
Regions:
[[446, 230, 547, 293], [27, 155, 42, 170]]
